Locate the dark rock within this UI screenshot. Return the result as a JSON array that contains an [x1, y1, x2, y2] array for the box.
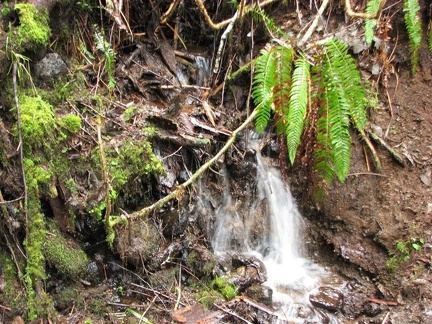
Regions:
[[341, 292, 382, 319], [115, 218, 163, 269], [309, 286, 343, 312], [245, 284, 273, 306], [34, 53, 68, 80], [228, 254, 267, 292]]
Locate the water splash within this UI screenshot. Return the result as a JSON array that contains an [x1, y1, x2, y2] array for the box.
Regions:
[[211, 133, 334, 322]]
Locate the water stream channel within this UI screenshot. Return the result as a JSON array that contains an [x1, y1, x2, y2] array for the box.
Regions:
[[211, 133, 342, 322]]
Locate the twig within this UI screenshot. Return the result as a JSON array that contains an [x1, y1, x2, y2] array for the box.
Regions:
[[347, 172, 388, 177], [12, 62, 28, 236], [381, 311, 390, 324], [194, 0, 278, 30], [127, 109, 257, 221], [160, 0, 181, 25], [297, 0, 330, 47], [213, 10, 239, 74], [345, 0, 387, 19], [0, 195, 24, 205], [213, 303, 253, 324], [96, 116, 112, 227], [366, 297, 398, 306]]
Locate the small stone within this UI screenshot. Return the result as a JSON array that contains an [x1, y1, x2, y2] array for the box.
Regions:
[[309, 286, 343, 312], [245, 284, 273, 306], [34, 53, 68, 80]]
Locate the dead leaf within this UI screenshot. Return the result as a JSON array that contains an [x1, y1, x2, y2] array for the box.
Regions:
[[202, 100, 216, 127]]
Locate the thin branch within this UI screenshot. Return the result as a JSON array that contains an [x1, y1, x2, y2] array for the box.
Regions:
[[194, 0, 278, 30], [160, 0, 182, 25], [345, 0, 387, 19], [12, 62, 28, 231], [127, 109, 257, 221], [297, 0, 330, 47]]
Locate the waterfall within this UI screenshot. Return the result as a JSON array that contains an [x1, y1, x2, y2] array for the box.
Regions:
[[211, 133, 333, 322]]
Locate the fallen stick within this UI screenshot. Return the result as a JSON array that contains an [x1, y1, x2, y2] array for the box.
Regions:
[[366, 297, 399, 306], [126, 109, 257, 221]]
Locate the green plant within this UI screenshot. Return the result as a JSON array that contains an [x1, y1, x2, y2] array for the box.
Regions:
[[1, 1, 10, 16], [403, 0, 422, 71], [252, 38, 368, 187], [386, 237, 424, 274], [364, 0, 381, 44], [94, 31, 116, 90]]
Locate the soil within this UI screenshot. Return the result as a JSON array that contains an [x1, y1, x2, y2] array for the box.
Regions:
[[0, 0, 431, 323]]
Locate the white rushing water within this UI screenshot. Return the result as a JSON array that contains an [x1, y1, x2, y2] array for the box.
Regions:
[[211, 133, 335, 322]]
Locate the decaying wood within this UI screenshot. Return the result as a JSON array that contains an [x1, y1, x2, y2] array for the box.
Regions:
[[126, 109, 257, 221]]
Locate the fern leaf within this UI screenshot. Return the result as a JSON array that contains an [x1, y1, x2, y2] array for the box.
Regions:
[[286, 56, 309, 164], [323, 39, 367, 132], [273, 46, 294, 135], [364, 0, 381, 44], [403, 0, 422, 70], [321, 39, 362, 182], [315, 91, 336, 184], [252, 48, 277, 132]]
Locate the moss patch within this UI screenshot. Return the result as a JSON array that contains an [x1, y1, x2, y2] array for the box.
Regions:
[[44, 230, 88, 278], [61, 114, 82, 134], [18, 95, 56, 151], [14, 3, 51, 48]]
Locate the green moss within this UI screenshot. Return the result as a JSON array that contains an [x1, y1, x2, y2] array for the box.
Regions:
[[14, 4, 51, 48], [61, 114, 82, 134], [92, 138, 164, 191], [44, 230, 88, 278], [196, 276, 238, 309], [18, 95, 56, 150], [22, 158, 54, 320], [210, 276, 238, 300]]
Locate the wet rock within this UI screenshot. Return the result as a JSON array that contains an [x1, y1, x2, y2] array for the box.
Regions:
[[245, 284, 273, 306], [116, 218, 163, 269], [146, 241, 182, 272], [309, 286, 343, 312], [228, 254, 267, 292], [34, 53, 68, 81], [185, 245, 217, 280], [340, 292, 382, 319]]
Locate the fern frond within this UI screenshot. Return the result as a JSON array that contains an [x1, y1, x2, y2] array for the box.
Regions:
[[364, 0, 381, 44], [323, 39, 367, 132], [321, 39, 366, 181], [250, 6, 288, 39], [273, 46, 294, 135], [315, 91, 336, 184], [252, 48, 277, 132], [286, 56, 310, 164], [403, 0, 422, 71]]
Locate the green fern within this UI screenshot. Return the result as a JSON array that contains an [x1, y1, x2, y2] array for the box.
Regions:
[[319, 38, 368, 182], [403, 0, 422, 71], [252, 47, 277, 133], [274, 46, 294, 135], [286, 56, 309, 164], [364, 0, 381, 44]]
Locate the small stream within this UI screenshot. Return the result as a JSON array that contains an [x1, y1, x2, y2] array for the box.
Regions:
[[211, 133, 342, 322]]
